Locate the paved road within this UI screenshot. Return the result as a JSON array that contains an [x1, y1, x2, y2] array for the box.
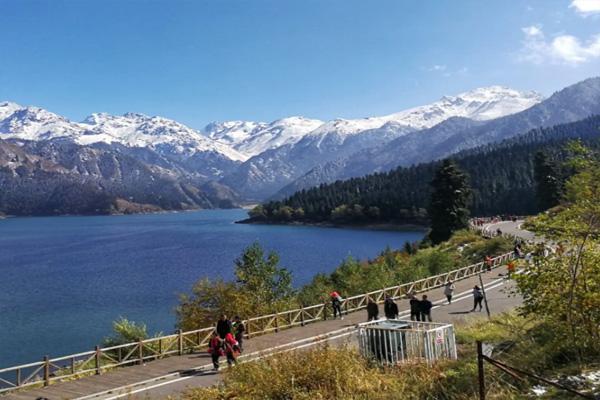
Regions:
[[484, 220, 541, 243], [2, 269, 519, 400], [108, 276, 520, 399]]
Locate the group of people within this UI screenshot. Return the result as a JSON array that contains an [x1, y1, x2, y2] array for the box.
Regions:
[[409, 293, 434, 321], [333, 278, 487, 324], [366, 295, 400, 320], [208, 314, 246, 370]]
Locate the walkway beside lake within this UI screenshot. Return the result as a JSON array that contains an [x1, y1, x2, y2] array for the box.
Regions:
[[3, 268, 520, 400]]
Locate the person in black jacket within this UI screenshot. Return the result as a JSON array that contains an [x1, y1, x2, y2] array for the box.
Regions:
[[383, 295, 399, 319], [216, 314, 232, 339], [409, 293, 421, 321], [420, 295, 433, 322], [366, 299, 379, 321]]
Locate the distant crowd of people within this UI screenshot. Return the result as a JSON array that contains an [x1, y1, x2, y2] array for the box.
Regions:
[[208, 314, 245, 370], [330, 279, 488, 324], [471, 215, 520, 226]]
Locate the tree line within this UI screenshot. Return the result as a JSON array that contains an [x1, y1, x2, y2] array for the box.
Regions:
[[247, 115, 600, 225]]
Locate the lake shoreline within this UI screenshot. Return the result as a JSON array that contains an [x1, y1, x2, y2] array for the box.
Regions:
[[236, 218, 428, 232]]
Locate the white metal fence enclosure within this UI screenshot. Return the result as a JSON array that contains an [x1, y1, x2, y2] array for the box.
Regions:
[[357, 320, 457, 365]]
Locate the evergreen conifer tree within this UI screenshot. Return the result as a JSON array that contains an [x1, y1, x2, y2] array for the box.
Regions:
[[533, 151, 562, 212], [427, 160, 471, 244]]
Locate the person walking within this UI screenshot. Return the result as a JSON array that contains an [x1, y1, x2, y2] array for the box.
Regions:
[[444, 281, 455, 304], [409, 293, 421, 321], [506, 260, 516, 279], [216, 314, 232, 339], [208, 331, 224, 371], [366, 299, 379, 321], [484, 255, 493, 272], [223, 332, 240, 367], [384, 295, 399, 319], [232, 316, 245, 352], [419, 295, 433, 322], [471, 285, 484, 312], [330, 291, 343, 320]]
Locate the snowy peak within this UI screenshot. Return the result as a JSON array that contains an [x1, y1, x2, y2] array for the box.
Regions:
[[204, 116, 323, 157], [0, 101, 22, 120], [0, 103, 82, 141], [0, 104, 246, 162], [78, 111, 247, 161], [0, 84, 543, 165], [304, 86, 543, 139]]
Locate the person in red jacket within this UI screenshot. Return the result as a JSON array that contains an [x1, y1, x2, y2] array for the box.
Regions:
[[224, 332, 240, 366], [208, 331, 224, 371]]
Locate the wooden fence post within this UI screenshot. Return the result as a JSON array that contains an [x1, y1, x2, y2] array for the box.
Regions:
[[275, 312, 279, 333], [43, 355, 50, 386], [300, 307, 305, 326], [477, 341, 485, 400], [95, 346, 101, 375], [138, 339, 144, 365], [178, 329, 183, 355]]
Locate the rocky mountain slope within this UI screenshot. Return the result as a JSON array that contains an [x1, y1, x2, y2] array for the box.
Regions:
[[9, 78, 600, 214], [0, 138, 240, 216], [219, 86, 543, 199], [277, 77, 600, 198]]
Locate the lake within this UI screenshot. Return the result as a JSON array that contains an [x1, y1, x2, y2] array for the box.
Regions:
[[0, 209, 424, 367]]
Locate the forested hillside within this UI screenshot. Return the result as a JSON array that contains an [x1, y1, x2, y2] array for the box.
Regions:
[[247, 115, 600, 224]]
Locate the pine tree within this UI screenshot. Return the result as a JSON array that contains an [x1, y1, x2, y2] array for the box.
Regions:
[[533, 151, 562, 212], [427, 160, 471, 244]]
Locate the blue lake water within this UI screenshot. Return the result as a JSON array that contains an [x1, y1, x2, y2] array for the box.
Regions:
[[0, 209, 424, 367]]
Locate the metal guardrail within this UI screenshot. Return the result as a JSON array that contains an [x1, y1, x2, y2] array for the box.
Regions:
[[0, 251, 514, 394]]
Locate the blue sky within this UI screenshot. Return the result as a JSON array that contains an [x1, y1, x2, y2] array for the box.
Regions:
[[1, 0, 599, 128]]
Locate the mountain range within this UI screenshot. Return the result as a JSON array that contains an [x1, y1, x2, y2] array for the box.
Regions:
[[1, 77, 599, 215]]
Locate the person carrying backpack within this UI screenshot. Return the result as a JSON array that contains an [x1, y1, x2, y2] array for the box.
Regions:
[[383, 295, 399, 319]]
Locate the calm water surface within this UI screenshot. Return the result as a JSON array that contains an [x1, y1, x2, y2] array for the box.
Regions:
[[0, 209, 424, 366]]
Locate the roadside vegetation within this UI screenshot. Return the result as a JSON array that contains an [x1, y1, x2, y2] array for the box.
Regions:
[[175, 228, 512, 330], [178, 142, 600, 399], [179, 313, 600, 400]]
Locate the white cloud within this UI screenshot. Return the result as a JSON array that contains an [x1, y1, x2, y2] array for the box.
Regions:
[[519, 25, 600, 64], [570, 0, 600, 15], [522, 25, 543, 37], [428, 64, 447, 72]]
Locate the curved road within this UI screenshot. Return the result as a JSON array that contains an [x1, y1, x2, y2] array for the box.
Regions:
[[484, 220, 541, 243]]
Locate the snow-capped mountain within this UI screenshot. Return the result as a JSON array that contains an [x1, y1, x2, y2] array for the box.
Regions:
[[0, 102, 245, 160], [299, 86, 542, 140], [221, 86, 544, 199], [276, 77, 600, 199], [0, 84, 548, 205], [204, 116, 324, 157]]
